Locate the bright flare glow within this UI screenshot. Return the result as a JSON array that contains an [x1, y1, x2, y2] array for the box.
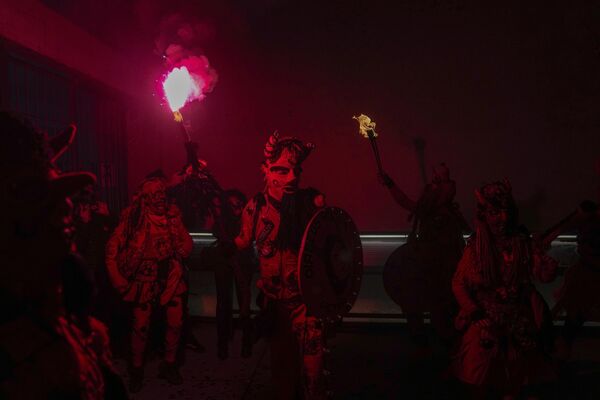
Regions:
[[162, 67, 201, 112], [353, 114, 378, 138]]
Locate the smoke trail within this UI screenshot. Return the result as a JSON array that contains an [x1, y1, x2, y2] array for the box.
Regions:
[[156, 12, 218, 103]]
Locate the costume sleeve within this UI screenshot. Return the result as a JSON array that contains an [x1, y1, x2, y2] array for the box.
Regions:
[[168, 171, 185, 188], [452, 245, 479, 315], [235, 198, 256, 250], [176, 221, 193, 259], [88, 317, 114, 369], [531, 243, 558, 283], [388, 185, 417, 212], [105, 215, 128, 290], [171, 206, 193, 258]]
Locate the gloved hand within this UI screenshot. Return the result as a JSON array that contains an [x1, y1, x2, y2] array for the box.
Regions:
[[377, 172, 395, 188]]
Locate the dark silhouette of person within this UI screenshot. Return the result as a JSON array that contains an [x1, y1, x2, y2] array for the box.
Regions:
[[0, 112, 126, 399], [379, 164, 469, 352], [202, 189, 256, 359]]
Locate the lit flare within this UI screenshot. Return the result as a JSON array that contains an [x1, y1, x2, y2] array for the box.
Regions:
[[353, 113, 383, 174], [353, 114, 378, 138], [162, 66, 202, 120]]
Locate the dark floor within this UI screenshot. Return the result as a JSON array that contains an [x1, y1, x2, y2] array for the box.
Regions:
[[118, 236, 597, 399], [115, 321, 600, 400]]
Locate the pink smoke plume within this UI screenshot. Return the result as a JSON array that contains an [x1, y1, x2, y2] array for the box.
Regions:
[[157, 13, 218, 113], [161, 52, 217, 112]]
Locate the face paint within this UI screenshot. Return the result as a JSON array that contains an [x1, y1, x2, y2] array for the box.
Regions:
[[484, 206, 509, 237], [142, 180, 167, 215], [264, 149, 301, 201]]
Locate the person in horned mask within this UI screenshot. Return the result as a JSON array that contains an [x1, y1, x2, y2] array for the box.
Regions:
[[234, 132, 327, 399], [0, 112, 126, 399]]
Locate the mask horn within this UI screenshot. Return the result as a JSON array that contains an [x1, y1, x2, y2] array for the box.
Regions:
[[297, 142, 314, 163], [264, 131, 279, 159], [49, 124, 76, 163]]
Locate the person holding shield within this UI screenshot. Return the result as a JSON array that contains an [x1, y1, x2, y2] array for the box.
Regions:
[[234, 132, 328, 399]]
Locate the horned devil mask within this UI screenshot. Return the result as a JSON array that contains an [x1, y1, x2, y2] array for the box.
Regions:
[[261, 132, 315, 201]]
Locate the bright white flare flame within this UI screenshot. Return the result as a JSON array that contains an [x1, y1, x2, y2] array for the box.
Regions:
[[162, 66, 201, 112]]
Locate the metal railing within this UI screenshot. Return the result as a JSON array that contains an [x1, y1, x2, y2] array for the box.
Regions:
[[186, 232, 580, 322]]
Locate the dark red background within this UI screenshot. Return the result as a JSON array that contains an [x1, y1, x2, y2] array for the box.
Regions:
[[45, 1, 600, 231]]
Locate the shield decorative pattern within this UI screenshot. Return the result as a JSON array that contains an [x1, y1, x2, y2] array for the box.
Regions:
[[298, 207, 363, 322]]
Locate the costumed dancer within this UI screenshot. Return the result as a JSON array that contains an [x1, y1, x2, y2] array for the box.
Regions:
[[451, 180, 558, 399], [105, 176, 192, 392], [168, 140, 222, 231], [203, 189, 255, 359], [379, 164, 469, 349], [234, 132, 328, 399], [167, 140, 221, 355], [554, 160, 600, 359], [0, 112, 126, 399], [71, 185, 125, 345]]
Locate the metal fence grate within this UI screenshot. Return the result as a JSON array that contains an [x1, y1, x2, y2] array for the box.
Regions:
[[0, 43, 128, 212]]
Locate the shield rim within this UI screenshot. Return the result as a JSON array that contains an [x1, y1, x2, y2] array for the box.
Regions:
[[297, 206, 363, 322]]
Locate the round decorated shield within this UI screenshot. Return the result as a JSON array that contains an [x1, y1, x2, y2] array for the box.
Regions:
[[298, 207, 363, 322], [383, 242, 434, 312]]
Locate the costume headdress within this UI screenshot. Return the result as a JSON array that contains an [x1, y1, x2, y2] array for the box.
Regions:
[[472, 179, 524, 285], [1, 112, 96, 296], [262, 131, 315, 165], [474, 178, 515, 212], [1, 113, 96, 204]]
